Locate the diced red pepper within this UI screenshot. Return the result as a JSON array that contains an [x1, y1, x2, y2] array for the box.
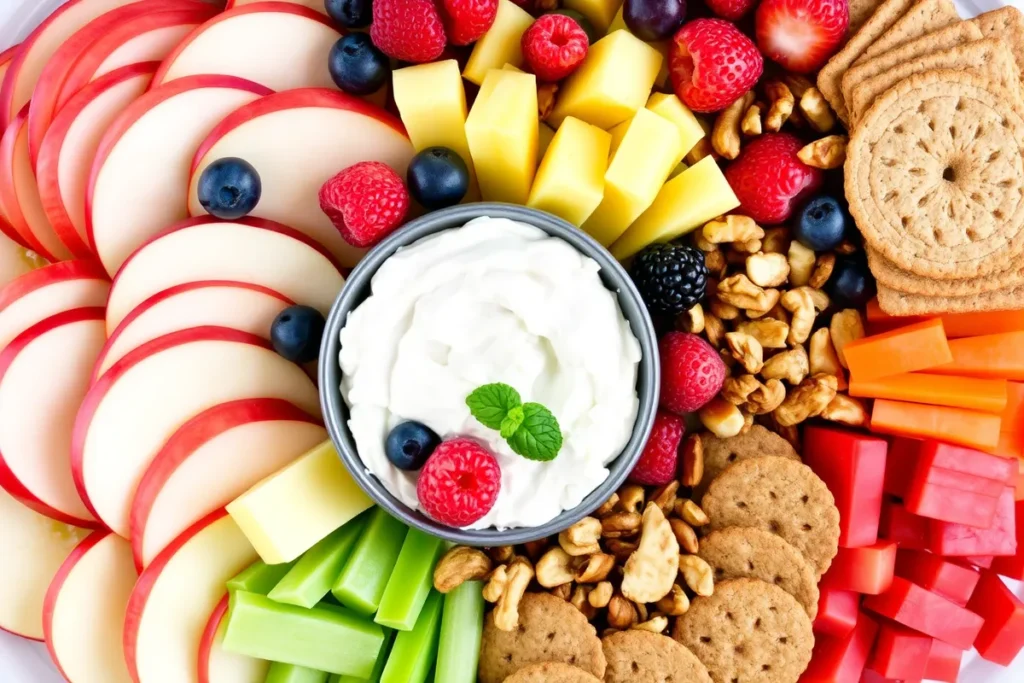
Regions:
[[929, 486, 1018, 557], [905, 480, 1000, 527], [893, 549, 980, 606], [863, 577, 985, 649], [916, 465, 1008, 496], [917, 440, 1017, 485], [804, 426, 888, 548], [800, 612, 878, 683], [923, 639, 964, 682], [879, 501, 929, 550], [821, 542, 897, 595], [814, 588, 861, 638], [966, 555, 995, 568], [883, 438, 920, 498], [866, 622, 932, 680], [967, 570, 1024, 665], [991, 500, 1024, 580]]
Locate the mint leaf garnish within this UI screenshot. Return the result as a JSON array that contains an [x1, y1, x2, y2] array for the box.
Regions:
[[507, 403, 563, 462], [499, 406, 525, 439], [466, 383, 522, 430]]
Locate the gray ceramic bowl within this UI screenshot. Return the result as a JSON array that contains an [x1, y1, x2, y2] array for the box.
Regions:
[[319, 203, 659, 546]]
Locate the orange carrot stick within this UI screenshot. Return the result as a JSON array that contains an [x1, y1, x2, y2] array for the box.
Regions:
[[989, 431, 1024, 460], [1003, 383, 1024, 433], [844, 319, 952, 382], [930, 332, 1024, 380], [849, 373, 1007, 414], [870, 399, 1001, 451], [866, 300, 1024, 338]]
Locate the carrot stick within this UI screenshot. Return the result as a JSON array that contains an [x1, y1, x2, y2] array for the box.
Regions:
[[1003, 383, 1024, 434], [866, 300, 1024, 338], [930, 332, 1024, 380], [871, 399, 1001, 451], [844, 319, 952, 382], [849, 373, 1007, 414], [989, 431, 1024, 460]]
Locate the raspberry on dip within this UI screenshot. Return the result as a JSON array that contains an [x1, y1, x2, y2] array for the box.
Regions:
[[339, 217, 642, 530]]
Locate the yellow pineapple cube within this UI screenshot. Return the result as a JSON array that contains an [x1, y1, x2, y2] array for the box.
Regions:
[[646, 92, 705, 160], [607, 8, 669, 87], [581, 108, 681, 246], [548, 30, 663, 130], [465, 69, 539, 204], [610, 156, 740, 259], [563, 0, 624, 33], [538, 122, 556, 159], [464, 0, 535, 85], [527, 117, 611, 226]]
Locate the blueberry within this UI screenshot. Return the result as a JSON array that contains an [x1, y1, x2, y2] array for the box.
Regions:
[[325, 0, 372, 28], [385, 421, 440, 470], [271, 305, 326, 363], [543, 9, 599, 43], [826, 256, 877, 308], [329, 33, 390, 96], [407, 147, 470, 210], [623, 0, 687, 41], [196, 158, 261, 220], [793, 195, 848, 251]]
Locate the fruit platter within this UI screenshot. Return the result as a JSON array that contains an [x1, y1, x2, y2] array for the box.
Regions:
[[1, 0, 1024, 681]]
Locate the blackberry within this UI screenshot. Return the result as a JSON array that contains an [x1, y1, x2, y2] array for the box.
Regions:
[[630, 243, 707, 315]]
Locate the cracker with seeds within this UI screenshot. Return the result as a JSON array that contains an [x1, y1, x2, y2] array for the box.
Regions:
[[972, 6, 1024, 81], [849, 0, 887, 35], [694, 425, 799, 502], [502, 663, 602, 683], [603, 630, 712, 683], [859, 0, 961, 62]]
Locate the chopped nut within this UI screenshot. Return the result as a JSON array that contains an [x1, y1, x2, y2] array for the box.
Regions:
[[822, 393, 869, 427], [681, 433, 704, 487], [782, 73, 813, 98], [703, 215, 765, 245], [670, 518, 699, 554], [774, 374, 839, 426], [809, 253, 836, 289], [492, 558, 534, 631], [635, 602, 649, 622], [743, 288, 781, 319], [761, 345, 810, 384], [483, 565, 508, 603], [633, 616, 670, 633], [575, 553, 616, 583], [722, 374, 761, 405], [788, 240, 816, 287], [809, 328, 847, 391], [741, 411, 754, 434], [537, 82, 558, 121], [741, 103, 762, 136], [798, 135, 847, 169], [655, 584, 691, 616], [799, 86, 836, 132], [550, 583, 572, 601], [746, 252, 791, 288], [680, 499, 709, 526], [621, 503, 679, 603], [617, 484, 646, 514], [685, 136, 715, 166], [694, 229, 717, 251], [774, 420, 801, 450], [764, 301, 789, 324], [559, 517, 603, 556], [602, 511, 643, 538], [651, 481, 680, 514], [677, 304, 705, 334], [781, 287, 827, 345], [605, 538, 639, 562], [718, 274, 771, 310], [679, 554, 715, 597], [830, 309, 865, 369], [594, 494, 619, 518], [764, 80, 795, 132], [746, 378, 787, 415], [712, 91, 754, 160], [710, 298, 741, 321], [536, 547, 576, 588], [720, 348, 737, 370], [434, 546, 493, 593], [698, 397, 745, 438], [836, 240, 858, 255], [736, 319, 790, 349], [734, 238, 763, 254], [704, 314, 726, 348], [607, 594, 639, 629], [488, 546, 514, 564], [726, 332, 765, 374], [570, 584, 596, 619], [522, 539, 549, 561], [588, 581, 614, 608], [762, 227, 791, 254]]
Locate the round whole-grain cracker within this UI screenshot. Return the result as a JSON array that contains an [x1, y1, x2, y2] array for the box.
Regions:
[[694, 425, 799, 501], [672, 578, 814, 683], [479, 593, 606, 683], [501, 662, 601, 682], [697, 527, 820, 619], [701, 456, 840, 577], [602, 630, 712, 683]]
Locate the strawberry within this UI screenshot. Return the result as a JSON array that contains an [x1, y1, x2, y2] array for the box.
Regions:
[[371, 0, 447, 63], [659, 332, 726, 415], [630, 410, 685, 485], [521, 14, 590, 82], [441, 0, 498, 46], [669, 18, 764, 113], [705, 0, 758, 21], [725, 133, 823, 224], [319, 161, 410, 248], [755, 0, 849, 73], [417, 438, 501, 527]]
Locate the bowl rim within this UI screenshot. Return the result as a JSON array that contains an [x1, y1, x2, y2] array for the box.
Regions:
[[319, 202, 660, 545]]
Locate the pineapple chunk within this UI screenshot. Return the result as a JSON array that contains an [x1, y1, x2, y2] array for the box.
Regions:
[[646, 92, 705, 160], [563, 0, 624, 33], [463, 0, 534, 85], [607, 7, 669, 87], [527, 117, 611, 226]]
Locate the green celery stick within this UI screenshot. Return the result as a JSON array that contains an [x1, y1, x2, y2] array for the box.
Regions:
[[269, 514, 368, 608], [435, 581, 484, 683], [265, 662, 328, 683], [332, 628, 395, 683], [223, 591, 384, 677], [379, 591, 443, 683], [228, 560, 295, 595], [332, 508, 408, 615], [375, 529, 446, 630]]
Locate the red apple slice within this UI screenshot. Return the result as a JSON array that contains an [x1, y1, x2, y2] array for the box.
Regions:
[[131, 398, 325, 568], [37, 63, 156, 259], [0, 259, 109, 350], [87, 75, 271, 275], [0, 487, 90, 640], [153, 3, 341, 91], [0, 233, 45, 291], [0, 0, 141, 129], [27, 0, 218, 165], [72, 326, 321, 537], [226, 0, 327, 14], [105, 216, 343, 333], [96, 280, 292, 378], [0, 307, 105, 526], [198, 595, 269, 683], [124, 510, 258, 683], [43, 532, 137, 683], [189, 89, 414, 267], [0, 45, 21, 245]]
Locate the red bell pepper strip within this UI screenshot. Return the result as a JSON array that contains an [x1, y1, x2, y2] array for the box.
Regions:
[[905, 480, 1000, 527], [893, 549, 980, 606], [990, 500, 1024, 580], [814, 588, 861, 639], [866, 622, 932, 681], [916, 440, 1017, 485], [879, 501, 930, 550], [929, 487, 1018, 557], [800, 612, 878, 683], [923, 639, 964, 683], [863, 577, 984, 649], [967, 571, 1024, 665], [882, 438, 920, 499], [821, 543, 897, 595]]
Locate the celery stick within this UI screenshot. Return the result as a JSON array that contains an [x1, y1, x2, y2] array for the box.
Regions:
[[269, 514, 368, 608], [223, 591, 384, 677], [265, 662, 328, 683], [380, 591, 443, 683], [333, 628, 395, 683], [375, 529, 445, 630], [332, 508, 408, 615], [228, 560, 295, 595], [435, 581, 484, 683]]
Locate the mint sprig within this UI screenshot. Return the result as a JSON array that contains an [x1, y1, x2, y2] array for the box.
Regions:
[[466, 383, 563, 462]]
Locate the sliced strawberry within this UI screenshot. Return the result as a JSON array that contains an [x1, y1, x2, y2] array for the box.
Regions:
[[755, 0, 848, 74]]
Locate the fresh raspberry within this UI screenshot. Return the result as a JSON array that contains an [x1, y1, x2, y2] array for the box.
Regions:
[[318, 161, 409, 248], [370, 0, 447, 63], [669, 18, 763, 113], [417, 438, 501, 527], [725, 133, 824, 224], [756, 0, 848, 73], [441, 0, 498, 46], [630, 410, 685, 485], [521, 14, 590, 82], [705, 0, 758, 21], [659, 332, 726, 415]]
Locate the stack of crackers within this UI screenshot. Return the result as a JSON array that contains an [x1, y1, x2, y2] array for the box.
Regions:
[[817, 3, 1024, 316]]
